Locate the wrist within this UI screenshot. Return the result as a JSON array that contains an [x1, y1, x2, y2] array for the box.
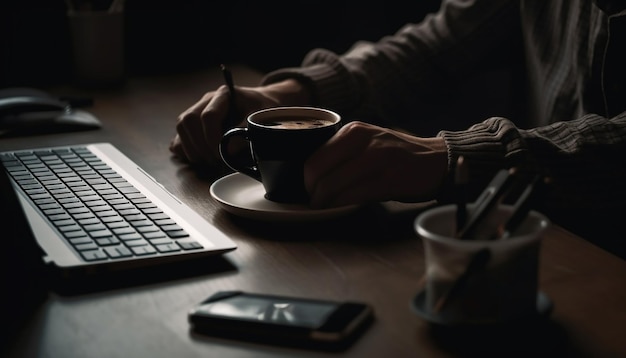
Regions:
[[261, 79, 313, 106]]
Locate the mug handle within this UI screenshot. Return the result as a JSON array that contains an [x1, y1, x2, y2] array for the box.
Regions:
[[219, 127, 262, 182]]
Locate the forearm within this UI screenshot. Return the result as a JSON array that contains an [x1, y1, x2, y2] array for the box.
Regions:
[[258, 79, 313, 107], [438, 113, 626, 212], [261, 0, 519, 126], [521, 112, 626, 210]]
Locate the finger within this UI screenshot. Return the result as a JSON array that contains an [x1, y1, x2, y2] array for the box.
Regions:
[[200, 86, 232, 162], [313, 145, 447, 207], [175, 93, 215, 164], [308, 151, 384, 208], [176, 111, 206, 164], [169, 134, 187, 160], [304, 121, 372, 192]]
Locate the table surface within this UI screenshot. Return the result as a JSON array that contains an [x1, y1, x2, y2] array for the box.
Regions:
[[2, 66, 625, 358]]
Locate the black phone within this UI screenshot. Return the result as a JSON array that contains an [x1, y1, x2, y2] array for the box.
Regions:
[[188, 290, 374, 350]]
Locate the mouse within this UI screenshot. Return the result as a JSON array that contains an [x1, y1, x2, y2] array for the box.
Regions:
[[0, 87, 102, 135]]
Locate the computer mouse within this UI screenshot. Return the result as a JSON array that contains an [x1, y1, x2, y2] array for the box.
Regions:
[[0, 87, 102, 135]]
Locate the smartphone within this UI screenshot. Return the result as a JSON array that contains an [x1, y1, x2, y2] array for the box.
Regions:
[[188, 290, 374, 350]]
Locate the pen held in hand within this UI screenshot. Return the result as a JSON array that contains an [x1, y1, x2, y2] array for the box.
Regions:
[[220, 64, 239, 131]]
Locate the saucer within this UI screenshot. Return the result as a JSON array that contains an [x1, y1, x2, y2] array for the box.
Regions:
[[209, 173, 359, 222], [410, 289, 553, 326]]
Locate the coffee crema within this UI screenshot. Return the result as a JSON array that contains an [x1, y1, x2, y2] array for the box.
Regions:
[[258, 116, 336, 129]]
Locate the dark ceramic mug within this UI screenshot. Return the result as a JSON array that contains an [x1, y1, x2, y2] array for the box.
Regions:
[[219, 107, 341, 204]]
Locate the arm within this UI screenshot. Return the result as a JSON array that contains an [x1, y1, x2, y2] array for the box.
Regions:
[[262, 0, 520, 127], [439, 112, 626, 213]]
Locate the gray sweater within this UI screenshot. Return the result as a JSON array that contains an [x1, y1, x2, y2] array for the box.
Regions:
[[261, 0, 626, 256]]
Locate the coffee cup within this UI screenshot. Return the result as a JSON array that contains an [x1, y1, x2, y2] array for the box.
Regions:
[[219, 106, 341, 204], [413, 204, 550, 325]]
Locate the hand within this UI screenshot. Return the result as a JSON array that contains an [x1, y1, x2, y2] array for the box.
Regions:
[[304, 121, 449, 208], [170, 85, 278, 166], [170, 79, 312, 166]]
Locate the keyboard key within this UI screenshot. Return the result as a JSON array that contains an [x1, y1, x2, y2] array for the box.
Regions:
[[166, 230, 190, 239], [95, 237, 120, 246], [119, 233, 142, 241], [83, 223, 107, 232], [88, 229, 113, 238], [136, 225, 160, 234], [148, 213, 169, 221], [143, 231, 167, 240], [53, 219, 76, 227], [80, 250, 108, 261], [106, 221, 129, 229], [155, 243, 181, 253], [178, 241, 203, 250], [68, 237, 94, 245], [148, 238, 173, 245], [58, 224, 82, 232], [124, 239, 150, 247], [44, 208, 66, 216], [101, 215, 124, 223], [39, 203, 62, 210], [160, 224, 183, 232], [130, 246, 157, 256], [78, 218, 101, 226], [112, 227, 136, 235], [75, 242, 99, 251], [104, 246, 133, 259], [64, 230, 88, 239], [48, 213, 71, 221], [154, 218, 176, 226]]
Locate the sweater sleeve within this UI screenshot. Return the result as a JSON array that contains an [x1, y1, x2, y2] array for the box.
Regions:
[[260, 0, 520, 126], [438, 112, 626, 212]]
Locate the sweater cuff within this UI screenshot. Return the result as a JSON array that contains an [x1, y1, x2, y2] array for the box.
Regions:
[[436, 117, 531, 202]]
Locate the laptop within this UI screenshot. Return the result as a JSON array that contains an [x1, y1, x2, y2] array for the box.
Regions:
[[0, 142, 237, 281]]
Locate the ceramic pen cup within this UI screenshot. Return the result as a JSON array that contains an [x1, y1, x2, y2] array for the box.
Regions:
[[413, 204, 551, 325], [219, 107, 341, 204]]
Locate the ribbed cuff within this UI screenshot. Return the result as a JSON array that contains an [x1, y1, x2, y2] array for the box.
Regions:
[[436, 117, 531, 201]]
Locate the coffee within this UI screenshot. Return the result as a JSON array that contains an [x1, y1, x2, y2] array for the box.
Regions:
[[257, 116, 336, 130]]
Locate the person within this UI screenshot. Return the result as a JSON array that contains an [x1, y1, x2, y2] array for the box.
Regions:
[[170, 0, 626, 258]]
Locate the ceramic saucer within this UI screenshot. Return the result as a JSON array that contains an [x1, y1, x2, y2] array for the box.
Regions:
[[209, 173, 359, 222], [410, 289, 553, 326]]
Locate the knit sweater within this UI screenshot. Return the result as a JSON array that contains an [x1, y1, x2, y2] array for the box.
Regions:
[[261, 0, 626, 256]]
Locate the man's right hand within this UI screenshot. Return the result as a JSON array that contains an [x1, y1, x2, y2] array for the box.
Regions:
[[170, 79, 312, 168]]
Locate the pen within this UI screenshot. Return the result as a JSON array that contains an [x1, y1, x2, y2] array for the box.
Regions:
[[434, 247, 491, 313], [458, 168, 517, 240], [455, 156, 468, 236], [220, 64, 239, 131], [497, 175, 546, 240]]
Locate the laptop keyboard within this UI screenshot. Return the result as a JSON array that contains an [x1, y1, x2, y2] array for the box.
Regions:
[[0, 146, 203, 262]]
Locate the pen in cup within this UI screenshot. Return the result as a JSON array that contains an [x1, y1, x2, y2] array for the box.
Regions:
[[455, 156, 468, 236], [457, 168, 517, 240], [434, 247, 491, 313], [496, 175, 547, 240], [220, 64, 239, 131]]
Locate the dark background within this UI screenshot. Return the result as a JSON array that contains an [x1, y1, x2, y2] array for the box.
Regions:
[[0, 0, 442, 87]]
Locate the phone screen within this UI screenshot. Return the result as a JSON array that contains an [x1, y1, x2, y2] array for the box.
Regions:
[[196, 295, 338, 328]]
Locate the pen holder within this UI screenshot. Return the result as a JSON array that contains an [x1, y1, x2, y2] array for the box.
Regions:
[[414, 204, 550, 325]]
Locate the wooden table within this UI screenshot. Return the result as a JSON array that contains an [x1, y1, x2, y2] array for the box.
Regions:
[[2, 65, 625, 357]]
